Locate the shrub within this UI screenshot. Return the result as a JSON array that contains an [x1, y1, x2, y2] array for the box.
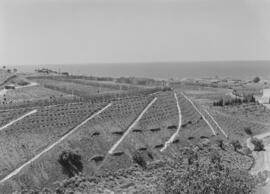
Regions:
[[251, 138, 265, 151], [210, 151, 221, 165], [242, 147, 252, 156], [213, 95, 255, 107], [58, 149, 83, 178], [253, 76, 260, 83], [215, 139, 225, 150], [213, 98, 223, 106], [230, 140, 242, 151], [244, 127, 253, 136], [163, 150, 255, 194], [132, 151, 147, 169], [17, 80, 29, 86]]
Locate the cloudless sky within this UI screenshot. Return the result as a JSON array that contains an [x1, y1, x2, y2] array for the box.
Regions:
[[0, 0, 270, 65]]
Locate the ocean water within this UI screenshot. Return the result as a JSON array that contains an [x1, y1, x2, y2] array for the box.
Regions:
[[13, 61, 270, 80]]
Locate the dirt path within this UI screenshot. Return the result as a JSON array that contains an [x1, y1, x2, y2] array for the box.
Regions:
[[203, 108, 228, 138], [0, 103, 112, 184], [247, 131, 270, 193], [181, 92, 216, 136], [108, 97, 157, 154], [160, 92, 182, 152], [247, 132, 270, 175], [0, 109, 37, 131]]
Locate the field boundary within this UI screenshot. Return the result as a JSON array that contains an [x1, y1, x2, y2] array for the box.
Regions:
[[181, 92, 216, 136], [161, 92, 182, 152], [108, 97, 157, 154], [0, 103, 112, 184], [204, 108, 228, 138], [0, 109, 37, 132]]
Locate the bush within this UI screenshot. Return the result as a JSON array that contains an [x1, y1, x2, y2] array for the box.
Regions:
[[215, 139, 225, 150], [163, 151, 255, 194], [213, 95, 255, 107], [17, 80, 29, 86], [251, 138, 265, 151], [58, 149, 83, 178], [132, 151, 147, 169], [210, 151, 221, 165], [244, 127, 253, 136], [230, 140, 242, 151], [242, 147, 252, 156], [253, 76, 260, 83]]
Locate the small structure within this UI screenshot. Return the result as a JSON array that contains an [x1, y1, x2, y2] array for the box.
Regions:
[[261, 89, 270, 104]]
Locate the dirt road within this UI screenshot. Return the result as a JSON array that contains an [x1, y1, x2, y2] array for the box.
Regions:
[[161, 92, 182, 152], [247, 131, 270, 193]]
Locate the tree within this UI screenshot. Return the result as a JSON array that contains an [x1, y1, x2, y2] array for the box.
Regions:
[[253, 76, 260, 83], [244, 127, 253, 136], [251, 138, 265, 151], [132, 151, 146, 169], [58, 150, 83, 178], [230, 140, 242, 152], [215, 139, 225, 150], [13, 68, 17, 73]]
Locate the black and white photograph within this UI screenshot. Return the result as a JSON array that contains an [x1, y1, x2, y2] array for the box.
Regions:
[[0, 0, 270, 193]]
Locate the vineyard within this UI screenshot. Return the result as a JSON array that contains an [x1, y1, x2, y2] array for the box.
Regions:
[[0, 82, 266, 193], [0, 101, 106, 180], [0, 108, 32, 128]]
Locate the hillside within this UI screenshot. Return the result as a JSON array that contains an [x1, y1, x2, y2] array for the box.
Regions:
[[0, 74, 268, 193]]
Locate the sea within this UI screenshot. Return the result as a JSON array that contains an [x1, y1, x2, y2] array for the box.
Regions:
[[11, 61, 270, 80]]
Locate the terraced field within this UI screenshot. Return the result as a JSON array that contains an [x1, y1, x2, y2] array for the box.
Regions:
[[31, 78, 120, 98], [0, 108, 32, 128], [206, 109, 270, 141], [100, 92, 179, 172], [0, 86, 72, 103], [0, 86, 262, 193], [0, 93, 157, 192], [214, 103, 270, 124], [0, 101, 106, 182]]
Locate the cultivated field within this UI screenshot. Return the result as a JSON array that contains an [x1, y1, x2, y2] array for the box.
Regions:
[[31, 77, 121, 97], [0, 70, 14, 86], [0, 86, 73, 103], [0, 75, 269, 193]]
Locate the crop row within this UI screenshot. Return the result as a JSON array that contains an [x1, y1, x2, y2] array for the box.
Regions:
[[0, 92, 155, 183], [0, 108, 31, 127], [0, 100, 107, 180], [208, 109, 269, 140], [1, 94, 155, 188]]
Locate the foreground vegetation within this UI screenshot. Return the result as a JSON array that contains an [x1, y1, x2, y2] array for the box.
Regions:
[[18, 141, 256, 193], [213, 95, 256, 106]]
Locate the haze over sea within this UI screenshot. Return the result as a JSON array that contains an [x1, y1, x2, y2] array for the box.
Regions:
[[15, 61, 270, 80]]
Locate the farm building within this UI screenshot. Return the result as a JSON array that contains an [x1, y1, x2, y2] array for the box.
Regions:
[[261, 88, 270, 104]]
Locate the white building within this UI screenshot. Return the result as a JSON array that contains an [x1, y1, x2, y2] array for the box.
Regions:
[[261, 88, 270, 104]]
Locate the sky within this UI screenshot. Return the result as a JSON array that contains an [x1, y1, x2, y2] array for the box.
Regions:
[[0, 0, 270, 65]]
